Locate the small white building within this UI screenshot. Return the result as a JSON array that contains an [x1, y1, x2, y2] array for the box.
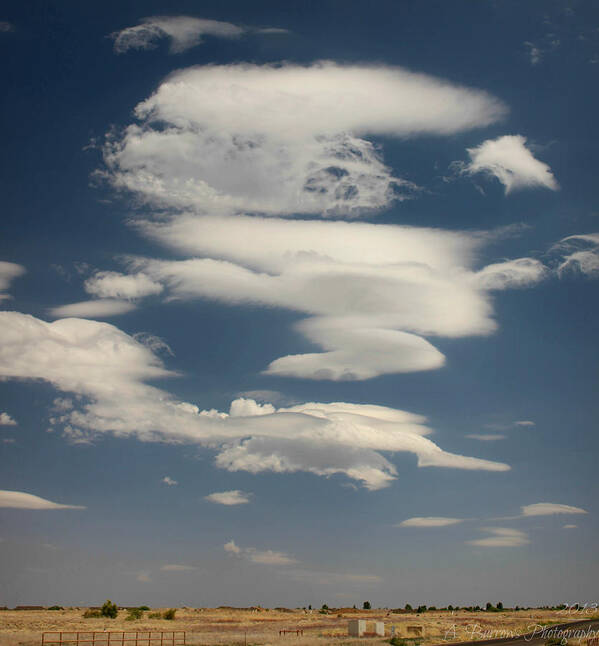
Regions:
[[348, 619, 385, 637]]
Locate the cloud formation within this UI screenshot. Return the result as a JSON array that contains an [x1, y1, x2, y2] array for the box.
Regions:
[[102, 62, 505, 218], [554, 233, 599, 278], [465, 434, 506, 441], [398, 517, 463, 527], [0, 261, 25, 301], [205, 490, 252, 505], [520, 502, 587, 517], [462, 135, 558, 194], [85, 271, 163, 300], [161, 476, 178, 486], [0, 312, 509, 490], [0, 490, 85, 510], [132, 214, 545, 380], [48, 299, 136, 319], [111, 16, 244, 54], [160, 564, 197, 571], [0, 412, 17, 426], [467, 527, 530, 547], [224, 540, 297, 565]]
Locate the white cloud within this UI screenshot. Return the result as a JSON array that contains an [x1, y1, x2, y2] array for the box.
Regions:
[[0, 412, 17, 426], [554, 233, 599, 278], [471, 258, 548, 290], [131, 214, 544, 380], [0, 21, 14, 33], [223, 540, 241, 555], [48, 299, 136, 319], [0, 490, 85, 510], [520, 502, 588, 517], [0, 312, 509, 490], [515, 420, 535, 427], [205, 490, 252, 505], [136, 570, 151, 583], [111, 16, 244, 54], [524, 41, 543, 65], [84, 271, 163, 300], [224, 539, 296, 565], [465, 434, 506, 441], [162, 476, 178, 486], [102, 62, 505, 217], [467, 527, 530, 547], [0, 261, 25, 301], [160, 564, 197, 571], [462, 135, 558, 194], [563, 524, 578, 529], [398, 517, 463, 527]]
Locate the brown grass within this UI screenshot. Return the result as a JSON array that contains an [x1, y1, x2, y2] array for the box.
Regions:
[[0, 607, 593, 646]]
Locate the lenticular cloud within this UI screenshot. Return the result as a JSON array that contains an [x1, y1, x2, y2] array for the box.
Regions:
[[102, 62, 506, 217], [0, 311, 509, 490], [131, 214, 546, 380]]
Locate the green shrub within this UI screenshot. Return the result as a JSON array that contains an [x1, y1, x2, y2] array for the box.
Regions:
[[139, 605, 150, 611], [163, 608, 176, 620], [101, 599, 118, 619], [83, 609, 101, 618], [363, 601, 371, 610], [48, 606, 63, 611], [125, 608, 144, 621], [148, 611, 162, 619]]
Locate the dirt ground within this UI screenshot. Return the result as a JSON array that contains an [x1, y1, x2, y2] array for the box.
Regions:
[[0, 607, 594, 646]]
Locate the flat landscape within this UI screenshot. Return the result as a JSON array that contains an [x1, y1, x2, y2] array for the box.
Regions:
[[2, 607, 594, 646]]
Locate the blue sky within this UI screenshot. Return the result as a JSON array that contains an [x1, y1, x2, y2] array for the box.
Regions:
[[1, 0, 598, 608]]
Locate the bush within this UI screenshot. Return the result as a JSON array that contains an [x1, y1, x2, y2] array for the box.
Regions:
[[126, 608, 144, 621], [363, 601, 371, 610], [83, 609, 101, 618], [48, 606, 63, 611], [101, 599, 118, 619], [148, 612, 162, 619], [163, 608, 177, 620], [139, 605, 150, 611]]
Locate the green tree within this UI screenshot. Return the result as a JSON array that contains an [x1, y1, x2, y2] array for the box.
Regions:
[[363, 601, 371, 610], [405, 603, 413, 611], [101, 600, 118, 619], [497, 602, 504, 611]]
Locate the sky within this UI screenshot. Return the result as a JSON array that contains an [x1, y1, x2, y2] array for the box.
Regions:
[[0, 0, 598, 609]]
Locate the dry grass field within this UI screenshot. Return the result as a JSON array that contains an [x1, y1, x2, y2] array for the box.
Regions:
[[1, 607, 594, 646]]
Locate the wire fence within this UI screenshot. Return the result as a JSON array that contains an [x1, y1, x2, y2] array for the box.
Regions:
[[41, 632, 186, 646]]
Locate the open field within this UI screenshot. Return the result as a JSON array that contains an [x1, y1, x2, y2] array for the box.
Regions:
[[2, 607, 596, 646]]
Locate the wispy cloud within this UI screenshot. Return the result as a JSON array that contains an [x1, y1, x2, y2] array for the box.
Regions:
[[0, 261, 25, 301], [0, 21, 14, 33], [224, 540, 296, 565], [397, 517, 464, 527], [110, 16, 244, 54], [161, 476, 178, 486], [0, 490, 85, 510], [85, 271, 163, 300], [160, 564, 197, 571], [205, 490, 252, 505], [465, 434, 506, 441], [136, 570, 151, 583], [520, 502, 587, 517], [467, 527, 530, 547], [553, 233, 599, 278], [48, 299, 136, 319], [515, 420, 535, 427]]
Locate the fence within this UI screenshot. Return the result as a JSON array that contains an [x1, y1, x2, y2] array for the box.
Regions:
[[41, 632, 186, 646]]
